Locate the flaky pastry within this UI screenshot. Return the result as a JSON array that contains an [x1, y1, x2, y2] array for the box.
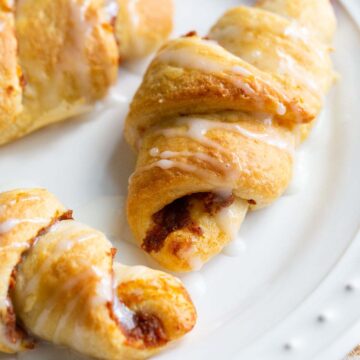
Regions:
[[0, 188, 196, 359], [0, 0, 173, 145], [125, 0, 337, 272]]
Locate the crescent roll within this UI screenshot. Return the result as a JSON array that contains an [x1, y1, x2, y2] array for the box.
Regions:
[[0, 188, 196, 358], [0, 0, 173, 146], [125, 0, 336, 272]]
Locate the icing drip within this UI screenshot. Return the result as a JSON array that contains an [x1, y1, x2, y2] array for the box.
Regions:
[[222, 237, 247, 257], [215, 203, 246, 240], [0, 218, 49, 235]]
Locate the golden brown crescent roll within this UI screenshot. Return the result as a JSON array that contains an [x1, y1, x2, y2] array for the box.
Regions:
[[0, 188, 196, 358], [0, 0, 173, 146], [125, 0, 336, 272]]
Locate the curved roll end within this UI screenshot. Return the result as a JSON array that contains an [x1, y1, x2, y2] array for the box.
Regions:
[[114, 264, 196, 347], [0, 190, 196, 359], [116, 0, 173, 60]]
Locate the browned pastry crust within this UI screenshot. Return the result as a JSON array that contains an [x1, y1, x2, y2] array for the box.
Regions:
[[125, 0, 336, 272], [0, 0, 173, 145], [0, 189, 196, 359]]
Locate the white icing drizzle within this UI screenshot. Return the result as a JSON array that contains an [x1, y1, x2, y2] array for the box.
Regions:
[[53, 267, 112, 342], [113, 293, 136, 329], [158, 38, 286, 112], [283, 21, 327, 61], [34, 267, 99, 334], [251, 50, 262, 59], [103, 0, 119, 23], [149, 147, 160, 157], [232, 65, 252, 77], [150, 149, 235, 181], [126, 0, 149, 55], [277, 50, 320, 94], [0, 196, 41, 216], [0, 21, 4, 33], [0, 218, 49, 235], [92, 266, 112, 305], [215, 205, 245, 240], [0, 195, 41, 212], [128, 0, 140, 27], [57, 0, 94, 97], [159, 123, 229, 154], [23, 223, 98, 296], [145, 159, 217, 181], [158, 39, 250, 79], [111, 265, 138, 329], [276, 102, 286, 115], [161, 117, 294, 152], [52, 284, 88, 342], [0, 242, 30, 252], [284, 21, 311, 43], [134, 117, 294, 184]]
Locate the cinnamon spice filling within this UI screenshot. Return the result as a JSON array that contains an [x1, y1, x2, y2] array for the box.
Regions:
[[142, 192, 234, 253], [107, 301, 167, 348], [4, 304, 33, 349], [126, 312, 167, 347]]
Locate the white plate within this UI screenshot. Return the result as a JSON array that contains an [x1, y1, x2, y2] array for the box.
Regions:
[[0, 1, 359, 360]]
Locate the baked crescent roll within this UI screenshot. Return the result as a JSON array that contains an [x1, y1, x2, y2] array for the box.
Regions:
[[125, 0, 336, 272], [0, 189, 196, 358], [0, 0, 173, 146]]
